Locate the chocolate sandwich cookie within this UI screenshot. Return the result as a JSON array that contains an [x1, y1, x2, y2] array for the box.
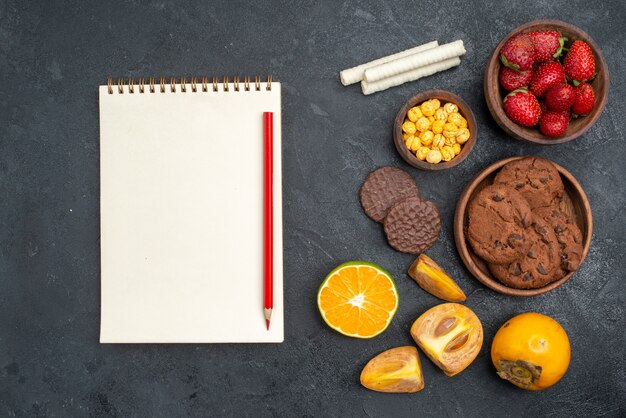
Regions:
[[467, 184, 532, 265], [533, 206, 584, 278], [489, 218, 561, 289], [383, 196, 441, 254], [360, 167, 420, 223], [493, 157, 564, 209]]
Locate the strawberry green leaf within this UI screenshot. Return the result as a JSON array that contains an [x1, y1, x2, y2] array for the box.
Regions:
[[500, 55, 520, 72], [553, 37, 568, 59]]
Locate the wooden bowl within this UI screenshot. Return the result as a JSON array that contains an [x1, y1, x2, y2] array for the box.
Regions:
[[393, 90, 477, 170], [454, 156, 592, 296], [484, 19, 609, 145]]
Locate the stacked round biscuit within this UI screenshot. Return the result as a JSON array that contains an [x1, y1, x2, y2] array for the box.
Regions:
[[359, 167, 441, 254], [467, 157, 584, 289]]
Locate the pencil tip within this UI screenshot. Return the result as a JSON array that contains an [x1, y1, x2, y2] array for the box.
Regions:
[[264, 308, 272, 330]]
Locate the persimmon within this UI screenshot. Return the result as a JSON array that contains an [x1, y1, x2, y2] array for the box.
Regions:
[[410, 303, 483, 376], [491, 312, 570, 390], [360, 346, 424, 393], [407, 254, 466, 302]]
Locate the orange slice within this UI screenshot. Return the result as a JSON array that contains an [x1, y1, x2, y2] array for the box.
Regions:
[[317, 261, 399, 338]]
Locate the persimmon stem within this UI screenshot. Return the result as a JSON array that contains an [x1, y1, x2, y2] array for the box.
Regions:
[[497, 360, 542, 387]]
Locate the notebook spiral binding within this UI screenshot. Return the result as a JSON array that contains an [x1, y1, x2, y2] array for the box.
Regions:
[[107, 75, 273, 94]]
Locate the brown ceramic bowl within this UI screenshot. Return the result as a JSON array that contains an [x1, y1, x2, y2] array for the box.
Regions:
[[454, 156, 592, 296], [393, 90, 477, 171], [485, 19, 609, 145]]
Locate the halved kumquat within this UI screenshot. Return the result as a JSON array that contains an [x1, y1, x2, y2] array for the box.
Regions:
[[317, 261, 398, 339]]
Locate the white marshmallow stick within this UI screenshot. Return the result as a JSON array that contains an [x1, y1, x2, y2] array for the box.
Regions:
[[361, 57, 461, 95], [363, 40, 466, 83], [339, 41, 439, 86]]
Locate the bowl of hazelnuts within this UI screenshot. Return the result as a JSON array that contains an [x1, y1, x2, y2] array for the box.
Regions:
[[393, 90, 477, 171]]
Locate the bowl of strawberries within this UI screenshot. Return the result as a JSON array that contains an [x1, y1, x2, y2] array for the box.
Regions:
[[484, 19, 608, 144]]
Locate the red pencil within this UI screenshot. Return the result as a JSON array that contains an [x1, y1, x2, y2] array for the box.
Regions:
[[263, 112, 273, 330]]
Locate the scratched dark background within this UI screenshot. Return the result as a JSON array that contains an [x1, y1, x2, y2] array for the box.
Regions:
[[1, 0, 625, 416]]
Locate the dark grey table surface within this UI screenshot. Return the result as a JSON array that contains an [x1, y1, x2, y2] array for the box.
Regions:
[[2, 0, 625, 417]]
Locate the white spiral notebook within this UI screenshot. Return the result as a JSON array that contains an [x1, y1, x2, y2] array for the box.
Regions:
[[99, 76, 283, 343]]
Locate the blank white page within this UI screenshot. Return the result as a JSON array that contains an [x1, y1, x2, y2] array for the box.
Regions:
[[99, 82, 283, 343]]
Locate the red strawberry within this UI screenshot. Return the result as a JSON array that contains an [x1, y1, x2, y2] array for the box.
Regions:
[[500, 33, 535, 71], [571, 82, 596, 115], [530, 31, 567, 62], [539, 100, 549, 115], [540, 110, 570, 137], [530, 61, 565, 97], [503, 88, 541, 127], [499, 67, 533, 91], [564, 40, 595, 85], [545, 84, 576, 111]]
